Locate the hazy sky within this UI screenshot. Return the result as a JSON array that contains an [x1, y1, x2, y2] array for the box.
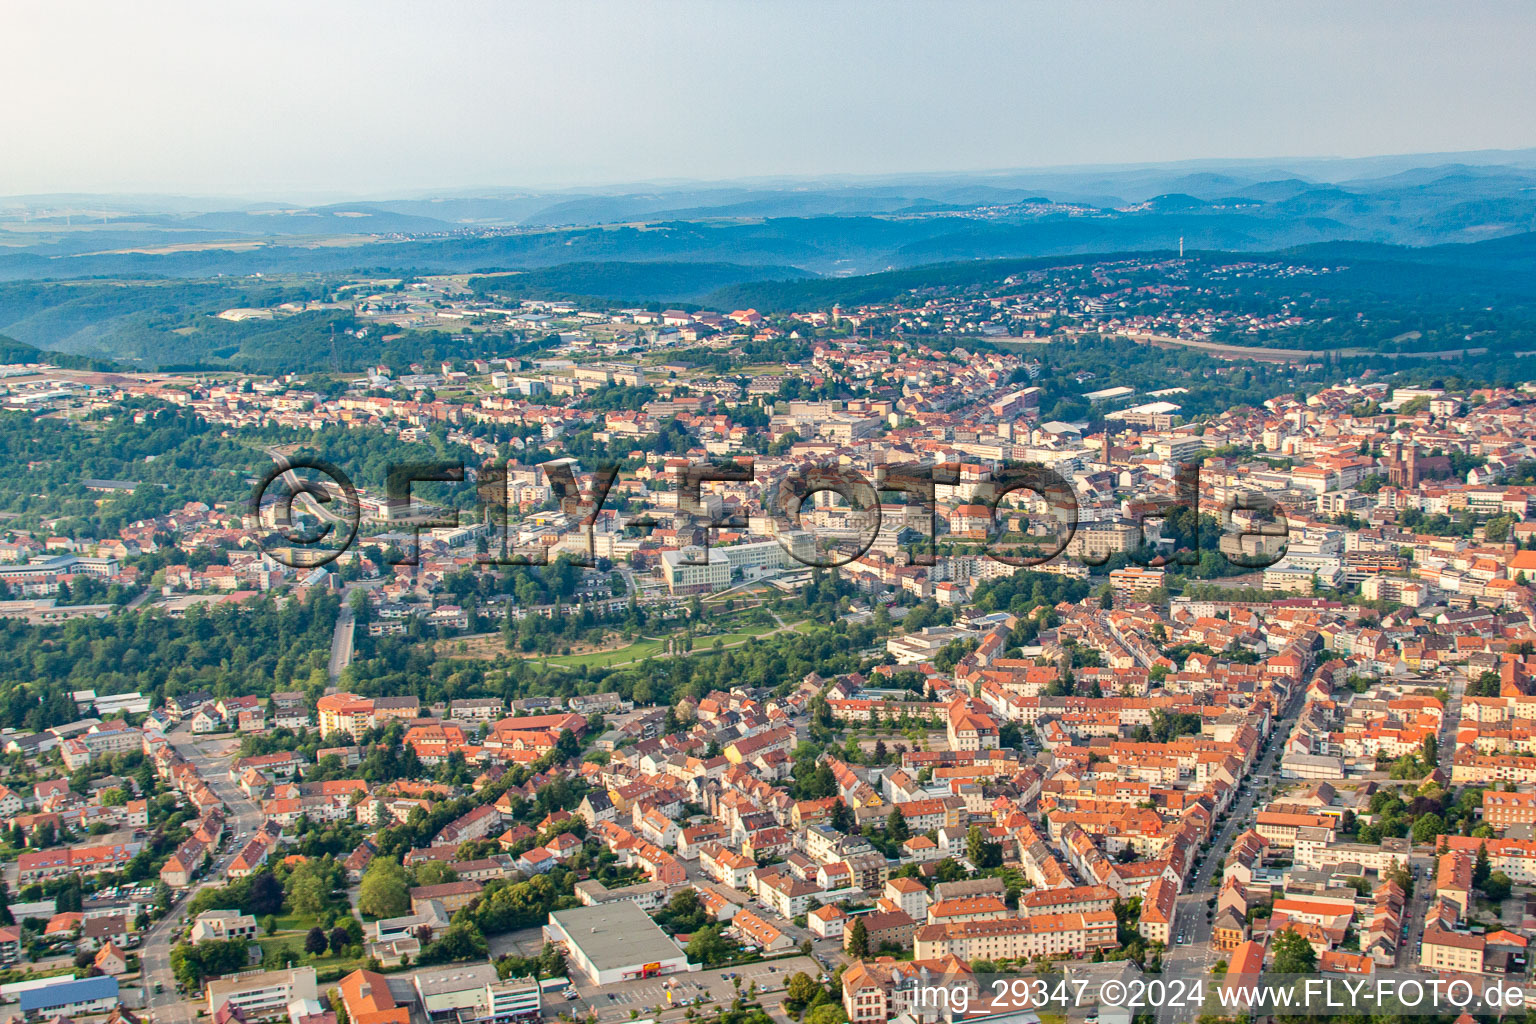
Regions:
[[5, 0, 1535, 198]]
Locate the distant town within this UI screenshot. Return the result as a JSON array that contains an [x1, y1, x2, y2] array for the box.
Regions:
[[0, 264, 1530, 1024]]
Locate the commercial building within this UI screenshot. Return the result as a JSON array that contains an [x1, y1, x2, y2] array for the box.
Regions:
[[412, 963, 541, 1024], [660, 548, 730, 594], [545, 903, 693, 986], [18, 976, 119, 1017]]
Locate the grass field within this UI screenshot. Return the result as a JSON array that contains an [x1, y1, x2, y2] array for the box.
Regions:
[[537, 637, 667, 668], [254, 911, 366, 973], [531, 615, 802, 669]]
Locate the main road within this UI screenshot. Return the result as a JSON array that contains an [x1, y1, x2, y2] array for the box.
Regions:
[[1156, 686, 1305, 1024], [139, 722, 272, 1024]]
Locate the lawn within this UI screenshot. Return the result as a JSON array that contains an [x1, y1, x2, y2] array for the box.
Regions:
[[255, 911, 366, 973], [256, 931, 368, 974], [537, 637, 666, 668], [526, 613, 803, 669]]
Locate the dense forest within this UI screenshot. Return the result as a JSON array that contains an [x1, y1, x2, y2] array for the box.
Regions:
[[0, 404, 491, 537], [0, 280, 532, 372], [0, 591, 339, 731]]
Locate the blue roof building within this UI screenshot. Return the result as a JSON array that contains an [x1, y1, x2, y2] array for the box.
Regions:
[[18, 975, 119, 1015]]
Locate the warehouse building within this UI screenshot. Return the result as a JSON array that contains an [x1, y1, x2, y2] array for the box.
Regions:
[[19, 976, 120, 1017], [545, 903, 693, 985]]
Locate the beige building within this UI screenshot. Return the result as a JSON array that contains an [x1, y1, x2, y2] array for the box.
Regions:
[[913, 910, 1116, 961], [189, 910, 258, 943], [1421, 928, 1483, 974], [205, 967, 319, 1018], [660, 547, 731, 594]]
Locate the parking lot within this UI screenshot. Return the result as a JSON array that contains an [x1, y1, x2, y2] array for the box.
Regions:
[[568, 955, 822, 1021]]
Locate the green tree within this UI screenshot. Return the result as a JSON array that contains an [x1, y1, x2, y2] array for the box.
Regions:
[[966, 826, 1001, 868], [555, 728, 581, 761], [886, 809, 910, 843], [288, 872, 327, 918], [1483, 870, 1513, 901], [1271, 929, 1317, 974], [806, 1005, 849, 1024], [829, 799, 854, 834], [1411, 813, 1445, 845], [846, 918, 869, 957], [359, 858, 411, 918], [786, 972, 820, 1009], [414, 860, 457, 886], [685, 924, 729, 966]]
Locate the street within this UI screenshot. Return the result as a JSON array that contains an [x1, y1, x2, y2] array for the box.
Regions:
[[1155, 685, 1305, 1024], [139, 722, 273, 1024]]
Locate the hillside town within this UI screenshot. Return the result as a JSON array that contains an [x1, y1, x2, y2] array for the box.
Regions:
[[0, 284, 1533, 1024]]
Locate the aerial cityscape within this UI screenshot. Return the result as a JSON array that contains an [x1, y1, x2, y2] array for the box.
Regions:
[[3, 5, 1536, 1024]]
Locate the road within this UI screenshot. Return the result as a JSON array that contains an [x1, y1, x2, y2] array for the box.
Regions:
[[329, 596, 356, 683], [264, 447, 351, 526], [1393, 663, 1469, 972], [139, 723, 273, 1024]]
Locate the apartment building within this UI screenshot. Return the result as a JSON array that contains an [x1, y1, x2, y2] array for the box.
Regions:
[[913, 910, 1117, 961]]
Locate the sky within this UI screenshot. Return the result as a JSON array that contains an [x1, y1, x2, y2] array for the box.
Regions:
[[4, 0, 1535, 199]]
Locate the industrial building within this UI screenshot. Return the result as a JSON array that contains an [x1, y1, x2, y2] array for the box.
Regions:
[[545, 903, 694, 986]]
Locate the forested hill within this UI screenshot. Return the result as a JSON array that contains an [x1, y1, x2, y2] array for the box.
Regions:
[[705, 232, 1536, 312]]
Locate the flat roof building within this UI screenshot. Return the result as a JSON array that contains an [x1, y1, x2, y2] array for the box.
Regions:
[[545, 902, 693, 986], [412, 963, 540, 1024], [206, 966, 319, 1019]]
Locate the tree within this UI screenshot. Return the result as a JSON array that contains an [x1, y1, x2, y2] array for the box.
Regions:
[[966, 826, 1001, 869], [330, 927, 351, 954], [305, 927, 329, 956], [288, 872, 327, 917], [249, 871, 285, 917], [537, 942, 567, 979], [829, 799, 855, 835], [685, 925, 729, 966], [555, 728, 581, 761], [100, 788, 127, 807], [55, 875, 83, 913], [806, 1005, 848, 1024], [847, 918, 869, 957], [1411, 813, 1445, 845], [786, 972, 820, 1009], [1474, 843, 1492, 889], [414, 860, 457, 886], [886, 809, 910, 843], [1271, 929, 1317, 974], [359, 858, 411, 918], [418, 923, 488, 965]]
